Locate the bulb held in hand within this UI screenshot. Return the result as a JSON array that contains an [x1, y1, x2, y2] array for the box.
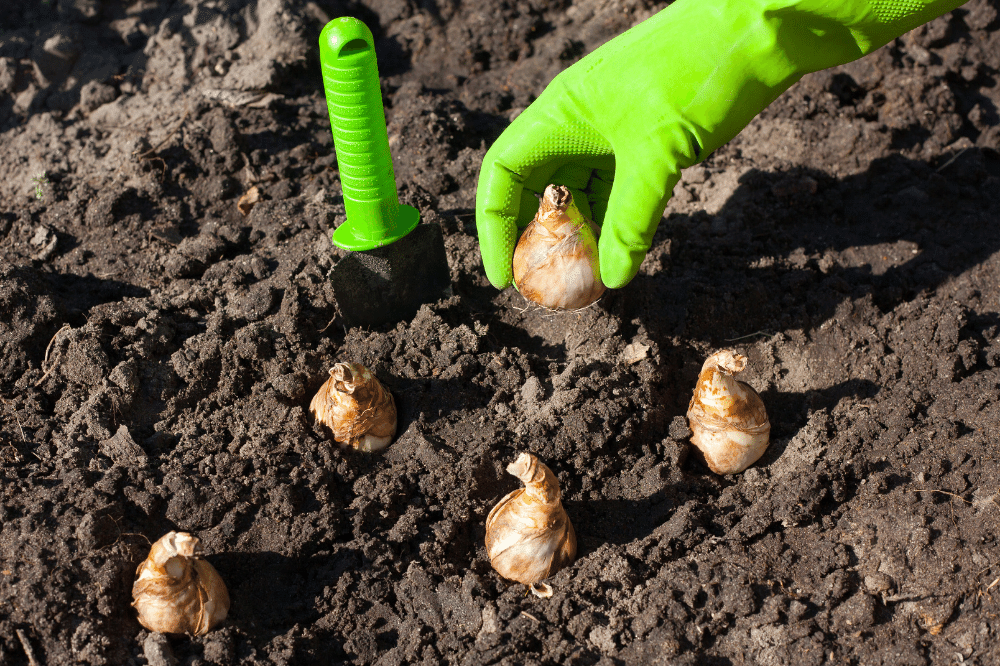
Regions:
[[512, 185, 606, 310]]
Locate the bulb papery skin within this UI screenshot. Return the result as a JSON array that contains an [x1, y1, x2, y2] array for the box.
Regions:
[[485, 453, 576, 585], [512, 185, 606, 310], [686, 350, 770, 475], [310, 362, 397, 452], [132, 532, 230, 636]]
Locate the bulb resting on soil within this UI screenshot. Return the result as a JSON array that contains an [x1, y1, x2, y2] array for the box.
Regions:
[[686, 350, 770, 474], [512, 184, 606, 310], [132, 531, 229, 636], [310, 362, 397, 452], [485, 452, 576, 585]]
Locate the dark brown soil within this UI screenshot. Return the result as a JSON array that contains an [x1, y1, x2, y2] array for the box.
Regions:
[[2, 1, 1000, 664]]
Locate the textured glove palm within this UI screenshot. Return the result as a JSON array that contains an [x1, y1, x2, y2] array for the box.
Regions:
[[476, 0, 966, 290]]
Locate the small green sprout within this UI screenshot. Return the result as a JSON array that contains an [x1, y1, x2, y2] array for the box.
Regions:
[[32, 172, 49, 200]]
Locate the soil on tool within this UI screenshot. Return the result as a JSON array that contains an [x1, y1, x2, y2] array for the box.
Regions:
[[2, 1, 1000, 664]]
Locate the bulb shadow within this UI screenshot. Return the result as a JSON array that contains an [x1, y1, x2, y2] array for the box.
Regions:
[[565, 489, 676, 553], [208, 548, 356, 663], [752, 377, 882, 469]]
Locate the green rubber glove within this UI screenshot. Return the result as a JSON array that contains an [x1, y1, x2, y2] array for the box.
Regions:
[[476, 0, 967, 290]]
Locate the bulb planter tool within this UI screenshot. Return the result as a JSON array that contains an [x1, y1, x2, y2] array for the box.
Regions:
[[320, 17, 450, 327]]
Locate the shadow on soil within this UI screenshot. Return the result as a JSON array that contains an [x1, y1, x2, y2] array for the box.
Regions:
[[566, 375, 881, 553], [617, 148, 1000, 345], [211, 548, 356, 655]]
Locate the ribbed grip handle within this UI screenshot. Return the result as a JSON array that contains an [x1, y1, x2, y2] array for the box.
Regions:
[[319, 17, 419, 250]]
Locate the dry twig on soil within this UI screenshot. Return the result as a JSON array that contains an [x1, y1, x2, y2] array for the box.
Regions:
[[905, 488, 972, 503], [34, 323, 71, 387], [725, 329, 775, 341], [138, 109, 191, 160], [935, 147, 969, 173], [16, 628, 40, 666], [1, 396, 27, 442]]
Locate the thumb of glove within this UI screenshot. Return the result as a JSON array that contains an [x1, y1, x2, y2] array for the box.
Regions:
[[598, 162, 682, 289]]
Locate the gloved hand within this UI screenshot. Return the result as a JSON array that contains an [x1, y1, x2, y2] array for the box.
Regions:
[[476, 0, 966, 290]]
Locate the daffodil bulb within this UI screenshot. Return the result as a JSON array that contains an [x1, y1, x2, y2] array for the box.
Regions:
[[310, 362, 397, 452], [132, 532, 229, 636], [512, 184, 606, 310], [686, 350, 770, 474], [485, 452, 576, 585]]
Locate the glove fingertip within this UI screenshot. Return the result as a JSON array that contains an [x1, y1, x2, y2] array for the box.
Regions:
[[598, 233, 644, 289], [596, 165, 677, 288], [483, 255, 513, 290], [597, 201, 658, 289]]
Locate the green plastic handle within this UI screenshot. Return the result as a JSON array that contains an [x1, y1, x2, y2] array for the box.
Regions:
[[319, 17, 419, 251]]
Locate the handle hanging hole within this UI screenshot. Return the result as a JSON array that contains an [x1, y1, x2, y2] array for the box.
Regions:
[[338, 38, 370, 57]]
